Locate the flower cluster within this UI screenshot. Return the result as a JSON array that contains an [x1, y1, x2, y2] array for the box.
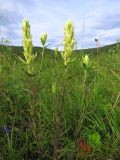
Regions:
[[61, 20, 75, 67], [3, 124, 10, 134], [79, 140, 92, 158], [40, 32, 47, 46], [18, 19, 37, 74], [82, 54, 89, 68]]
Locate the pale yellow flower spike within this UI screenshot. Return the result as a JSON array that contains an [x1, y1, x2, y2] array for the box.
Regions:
[[40, 32, 47, 46], [61, 19, 75, 67], [18, 18, 37, 74]]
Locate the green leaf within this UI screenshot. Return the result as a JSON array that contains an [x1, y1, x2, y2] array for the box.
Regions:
[[68, 56, 77, 63], [18, 56, 26, 64], [88, 132, 102, 147]]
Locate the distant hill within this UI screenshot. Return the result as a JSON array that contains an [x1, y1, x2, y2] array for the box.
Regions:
[[75, 42, 119, 54], [0, 45, 54, 55], [0, 42, 119, 55]]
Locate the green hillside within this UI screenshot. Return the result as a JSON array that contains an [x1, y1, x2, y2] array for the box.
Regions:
[[0, 42, 120, 56]]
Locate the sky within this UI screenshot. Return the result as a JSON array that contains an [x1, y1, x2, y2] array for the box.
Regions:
[[0, 0, 120, 49]]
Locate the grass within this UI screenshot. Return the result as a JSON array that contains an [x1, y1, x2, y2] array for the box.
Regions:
[[0, 32, 120, 159]]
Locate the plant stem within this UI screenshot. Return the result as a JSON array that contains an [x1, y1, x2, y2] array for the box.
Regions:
[[81, 69, 87, 106], [37, 46, 45, 81], [40, 46, 45, 71], [53, 65, 68, 160], [75, 69, 87, 138]]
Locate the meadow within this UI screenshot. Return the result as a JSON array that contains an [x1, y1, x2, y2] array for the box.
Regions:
[[0, 19, 120, 160]]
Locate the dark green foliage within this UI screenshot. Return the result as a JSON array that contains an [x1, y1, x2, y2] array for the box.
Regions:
[[0, 44, 120, 160]]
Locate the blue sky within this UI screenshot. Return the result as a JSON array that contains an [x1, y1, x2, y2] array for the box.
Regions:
[[0, 0, 120, 49]]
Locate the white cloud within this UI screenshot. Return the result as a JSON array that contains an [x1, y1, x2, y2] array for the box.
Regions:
[[0, 0, 120, 48]]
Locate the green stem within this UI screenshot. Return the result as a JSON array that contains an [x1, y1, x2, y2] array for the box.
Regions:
[[37, 46, 45, 81], [81, 69, 87, 106], [53, 65, 68, 160], [75, 69, 87, 138], [40, 46, 45, 71]]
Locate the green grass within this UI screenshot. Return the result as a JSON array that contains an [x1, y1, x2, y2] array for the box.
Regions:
[[0, 44, 120, 160]]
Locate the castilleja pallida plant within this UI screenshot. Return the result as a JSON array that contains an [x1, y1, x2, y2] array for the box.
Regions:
[[39, 32, 47, 72], [18, 19, 37, 74], [61, 20, 75, 67], [82, 54, 89, 68], [40, 32, 47, 47]]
